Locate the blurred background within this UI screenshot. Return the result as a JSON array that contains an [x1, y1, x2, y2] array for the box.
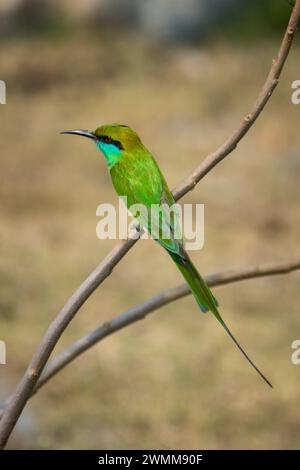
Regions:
[[1, 0, 300, 450]]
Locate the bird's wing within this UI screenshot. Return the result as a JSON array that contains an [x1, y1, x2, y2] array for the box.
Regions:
[[111, 152, 184, 257], [157, 190, 186, 258], [132, 191, 185, 258]]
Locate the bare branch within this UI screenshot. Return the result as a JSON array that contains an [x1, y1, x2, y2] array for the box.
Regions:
[[26, 257, 300, 390], [0, 236, 138, 446], [0, 1, 299, 449], [173, 2, 300, 200], [0, 257, 299, 419]]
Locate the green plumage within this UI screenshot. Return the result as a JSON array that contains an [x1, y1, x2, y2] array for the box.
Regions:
[[97, 124, 223, 315], [63, 123, 272, 388], [109, 140, 214, 311]]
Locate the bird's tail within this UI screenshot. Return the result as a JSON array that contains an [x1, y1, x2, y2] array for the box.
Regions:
[[169, 251, 272, 388]]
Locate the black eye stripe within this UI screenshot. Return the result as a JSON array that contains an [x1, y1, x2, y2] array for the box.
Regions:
[[98, 135, 124, 150]]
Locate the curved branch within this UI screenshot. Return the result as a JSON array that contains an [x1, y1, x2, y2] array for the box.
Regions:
[[173, 2, 300, 199], [0, 236, 138, 445], [0, 257, 299, 419], [27, 257, 300, 389], [0, 1, 299, 449]]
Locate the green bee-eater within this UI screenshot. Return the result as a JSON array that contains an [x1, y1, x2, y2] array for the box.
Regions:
[[62, 124, 271, 388]]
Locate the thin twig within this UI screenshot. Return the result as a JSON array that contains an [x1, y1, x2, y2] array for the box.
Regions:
[[0, 257, 299, 419], [21, 257, 300, 391], [0, 1, 299, 449], [173, 1, 300, 200], [0, 236, 139, 444]]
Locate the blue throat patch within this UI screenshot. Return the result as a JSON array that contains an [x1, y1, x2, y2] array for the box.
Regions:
[[95, 141, 122, 169]]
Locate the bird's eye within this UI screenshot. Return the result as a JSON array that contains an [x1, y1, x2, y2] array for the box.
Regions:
[[98, 134, 124, 150]]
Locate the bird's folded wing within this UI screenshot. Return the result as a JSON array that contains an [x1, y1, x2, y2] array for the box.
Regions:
[[129, 191, 185, 258]]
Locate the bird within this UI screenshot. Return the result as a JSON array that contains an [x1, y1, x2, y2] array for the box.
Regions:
[[62, 124, 272, 388]]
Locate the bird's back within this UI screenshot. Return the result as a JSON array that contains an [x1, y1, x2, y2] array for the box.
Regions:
[[110, 147, 172, 209]]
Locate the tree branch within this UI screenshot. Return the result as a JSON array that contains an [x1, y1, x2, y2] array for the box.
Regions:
[[0, 257, 299, 419], [173, 2, 300, 199], [0, 236, 139, 445], [21, 257, 300, 392], [0, 0, 299, 449]]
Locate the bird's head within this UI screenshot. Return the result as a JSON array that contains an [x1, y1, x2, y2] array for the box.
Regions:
[[61, 124, 144, 169]]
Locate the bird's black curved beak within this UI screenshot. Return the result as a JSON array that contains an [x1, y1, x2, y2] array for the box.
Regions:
[[60, 130, 96, 140]]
